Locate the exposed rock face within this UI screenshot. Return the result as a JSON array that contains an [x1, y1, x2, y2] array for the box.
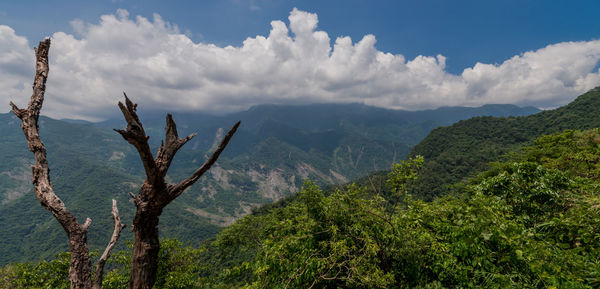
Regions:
[[0, 169, 32, 204], [191, 160, 353, 224], [186, 208, 236, 227], [109, 151, 125, 161]]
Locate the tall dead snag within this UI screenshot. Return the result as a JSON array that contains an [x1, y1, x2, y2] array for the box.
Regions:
[[10, 39, 125, 289], [115, 94, 240, 289]]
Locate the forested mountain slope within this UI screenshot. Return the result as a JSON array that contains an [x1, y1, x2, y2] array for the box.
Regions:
[[0, 103, 538, 264], [410, 86, 600, 200], [5, 127, 599, 288]]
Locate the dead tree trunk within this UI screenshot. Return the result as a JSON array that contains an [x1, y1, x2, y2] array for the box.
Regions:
[[114, 95, 240, 289], [10, 39, 125, 289]]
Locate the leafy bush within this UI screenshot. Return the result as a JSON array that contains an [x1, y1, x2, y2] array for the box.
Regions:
[[0, 252, 70, 289], [3, 128, 600, 288]]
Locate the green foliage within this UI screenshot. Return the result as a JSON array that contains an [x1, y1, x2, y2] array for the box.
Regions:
[[386, 155, 424, 208], [102, 239, 207, 289], [248, 183, 397, 288], [0, 252, 70, 289], [411, 87, 600, 199], [520, 128, 600, 179], [154, 239, 206, 289], [475, 162, 570, 218], [0, 239, 210, 289], [3, 109, 600, 287], [387, 155, 424, 193], [197, 127, 600, 288], [0, 100, 540, 265]]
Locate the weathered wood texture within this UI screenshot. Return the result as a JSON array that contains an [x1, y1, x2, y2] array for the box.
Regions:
[[11, 39, 124, 289], [93, 199, 126, 289], [115, 94, 240, 289]]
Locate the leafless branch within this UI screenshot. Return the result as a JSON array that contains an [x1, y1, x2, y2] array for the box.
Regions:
[[168, 121, 240, 200], [11, 38, 95, 289], [93, 200, 126, 289], [114, 94, 240, 288], [114, 93, 160, 188], [155, 114, 196, 178], [9, 38, 84, 234]]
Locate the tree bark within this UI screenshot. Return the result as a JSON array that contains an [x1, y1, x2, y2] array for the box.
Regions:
[[93, 199, 126, 289], [10, 38, 93, 289], [130, 211, 160, 289], [115, 94, 240, 289], [11, 38, 125, 289]]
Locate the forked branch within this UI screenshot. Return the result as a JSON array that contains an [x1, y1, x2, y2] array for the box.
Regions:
[[114, 93, 160, 187], [155, 114, 197, 178], [168, 121, 240, 201], [115, 95, 240, 289], [115, 95, 240, 208]]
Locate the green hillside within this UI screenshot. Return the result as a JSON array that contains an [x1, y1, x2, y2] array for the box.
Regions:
[[0, 103, 538, 264], [1, 92, 598, 287], [5, 127, 599, 288], [410, 87, 600, 200]]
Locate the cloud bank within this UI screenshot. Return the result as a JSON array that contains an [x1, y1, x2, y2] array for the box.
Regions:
[[2, 8, 600, 121]]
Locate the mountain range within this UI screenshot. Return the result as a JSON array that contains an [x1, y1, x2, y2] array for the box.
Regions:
[[0, 102, 539, 264]]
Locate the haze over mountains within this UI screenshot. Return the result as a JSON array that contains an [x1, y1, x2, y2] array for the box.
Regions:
[[0, 102, 538, 264]]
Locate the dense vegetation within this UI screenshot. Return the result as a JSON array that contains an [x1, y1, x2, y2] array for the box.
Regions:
[[411, 87, 600, 200], [0, 103, 537, 264], [3, 127, 600, 288]]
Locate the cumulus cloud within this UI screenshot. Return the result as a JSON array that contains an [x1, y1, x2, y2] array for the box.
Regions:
[[1, 8, 600, 120], [0, 26, 34, 110]]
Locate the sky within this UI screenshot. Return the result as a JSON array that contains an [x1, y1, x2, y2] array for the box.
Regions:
[[1, 0, 600, 121]]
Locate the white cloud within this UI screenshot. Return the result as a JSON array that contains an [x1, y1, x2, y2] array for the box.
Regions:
[[1, 8, 600, 121], [0, 25, 33, 110]]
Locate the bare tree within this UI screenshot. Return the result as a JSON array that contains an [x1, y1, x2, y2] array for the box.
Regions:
[[10, 39, 125, 289], [114, 94, 239, 289], [10, 37, 238, 289]]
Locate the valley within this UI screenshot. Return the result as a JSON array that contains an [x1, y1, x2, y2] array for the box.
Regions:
[[0, 102, 538, 264]]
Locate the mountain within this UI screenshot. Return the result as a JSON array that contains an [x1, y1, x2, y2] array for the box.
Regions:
[[176, 127, 600, 288], [103, 103, 539, 148], [0, 102, 538, 264], [410, 87, 600, 200]]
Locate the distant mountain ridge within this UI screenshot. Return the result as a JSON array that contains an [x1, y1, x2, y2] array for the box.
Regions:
[[95, 102, 540, 153], [0, 102, 539, 264], [410, 87, 600, 200]]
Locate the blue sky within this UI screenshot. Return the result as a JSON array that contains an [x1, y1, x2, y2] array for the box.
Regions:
[[1, 0, 600, 120], [3, 0, 599, 73]]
